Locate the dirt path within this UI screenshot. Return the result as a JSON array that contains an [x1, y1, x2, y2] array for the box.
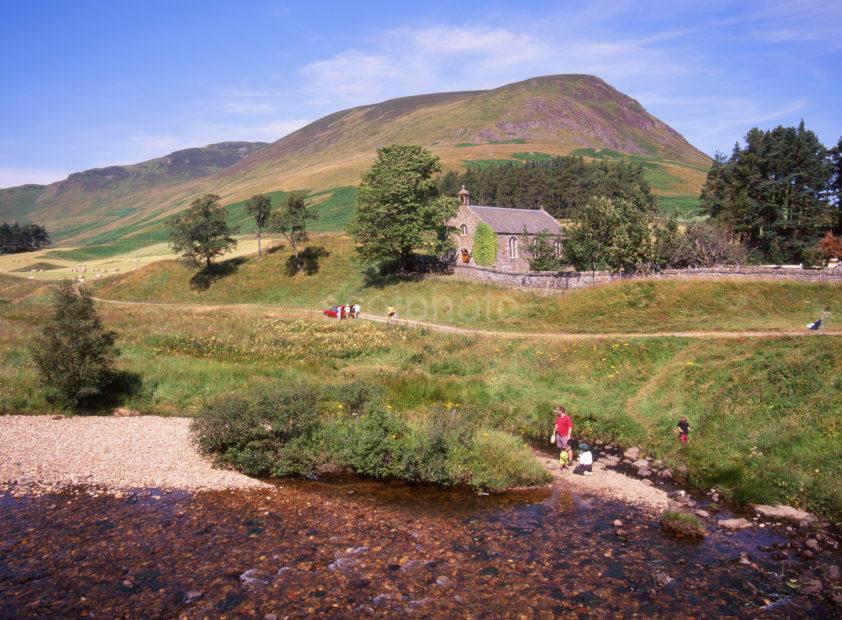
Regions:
[[93, 296, 842, 340], [533, 449, 676, 513]]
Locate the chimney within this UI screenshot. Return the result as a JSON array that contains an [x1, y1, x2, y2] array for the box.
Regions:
[[457, 185, 471, 206]]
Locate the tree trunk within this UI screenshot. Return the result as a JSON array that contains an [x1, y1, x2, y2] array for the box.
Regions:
[[257, 229, 262, 257]]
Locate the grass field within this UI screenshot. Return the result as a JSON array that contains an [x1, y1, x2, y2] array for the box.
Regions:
[[1, 279, 839, 515], [95, 234, 842, 334]]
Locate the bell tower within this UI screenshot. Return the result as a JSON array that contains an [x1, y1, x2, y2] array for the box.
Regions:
[[457, 185, 471, 206]]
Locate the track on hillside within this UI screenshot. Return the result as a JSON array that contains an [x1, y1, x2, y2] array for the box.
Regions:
[[91, 297, 841, 339]]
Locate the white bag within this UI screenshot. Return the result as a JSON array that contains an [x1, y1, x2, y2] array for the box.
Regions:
[[550, 431, 557, 445]]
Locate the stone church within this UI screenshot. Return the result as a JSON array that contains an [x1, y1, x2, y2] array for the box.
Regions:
[[448, 186, 564, 271]]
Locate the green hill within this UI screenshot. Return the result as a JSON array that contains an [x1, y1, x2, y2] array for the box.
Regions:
[[1, 75, 709, 247]]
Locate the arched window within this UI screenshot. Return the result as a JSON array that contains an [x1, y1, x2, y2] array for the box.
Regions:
[[554, 237, 562, 256], [460, 224, 468, 235], [508, 236, 518, 259]]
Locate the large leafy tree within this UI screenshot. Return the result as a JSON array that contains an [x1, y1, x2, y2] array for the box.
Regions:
[[31, 281, 119, 409], [168, 194, 238, 267], [701, 122, 834, 263], [245, 193, 273, 257], [351, 145, 458, 271], [0, 222, 50, 254], [268, 191, 318, 272], [564, 194, 654, 274]]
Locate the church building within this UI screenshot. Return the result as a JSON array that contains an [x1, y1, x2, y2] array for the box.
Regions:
[[448, 186, 564, 271]]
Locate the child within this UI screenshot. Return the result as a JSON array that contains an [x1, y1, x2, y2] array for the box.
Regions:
[[387, 306, 397, 323], [677, 416, 690, 445], [577, 443, 593, 476], [558, 448, 570, 468]]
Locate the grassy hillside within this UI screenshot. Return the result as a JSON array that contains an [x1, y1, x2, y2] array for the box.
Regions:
[[0, 142, 266, 245], [1, 75, 708, 246], [1, 292, 839, 514], [97, 234, 842, 334]]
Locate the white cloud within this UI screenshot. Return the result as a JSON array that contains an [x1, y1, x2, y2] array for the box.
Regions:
[[298, 22, 691, 109]]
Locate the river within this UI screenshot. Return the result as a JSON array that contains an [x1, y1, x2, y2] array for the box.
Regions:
[[1, 478, 838, 618]]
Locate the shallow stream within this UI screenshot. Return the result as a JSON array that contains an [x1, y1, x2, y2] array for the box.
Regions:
[[1, 478, 839, 618]]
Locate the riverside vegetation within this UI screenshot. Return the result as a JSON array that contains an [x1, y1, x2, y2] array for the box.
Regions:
[[1, 267, 841, 515]]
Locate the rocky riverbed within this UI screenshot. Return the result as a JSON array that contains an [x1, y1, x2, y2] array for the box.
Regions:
[[2, 478, 841, 618]]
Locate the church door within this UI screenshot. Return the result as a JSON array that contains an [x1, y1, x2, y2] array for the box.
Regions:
[[461, 249, 470, 263]]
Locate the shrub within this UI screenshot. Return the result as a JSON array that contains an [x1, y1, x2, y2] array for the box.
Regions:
[[30, 280, 118, 409], [332, 379, 383, 415], [472, 222, 498, 266], [818, 231, 842, 259], [523, 229, 564, 271], [462, 429, 550, 492], [400, 410, 474, 486], [192, 381, 323, 477], [342, 407, 407, 479]]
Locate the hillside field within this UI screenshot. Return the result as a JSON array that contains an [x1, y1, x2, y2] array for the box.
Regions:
[[96, 233, 842, 334], [1, 275, 840, 516]]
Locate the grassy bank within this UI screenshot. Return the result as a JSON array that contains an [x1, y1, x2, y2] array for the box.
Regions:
[[1, 291, 839, 515], [96, 233, 842, 334]]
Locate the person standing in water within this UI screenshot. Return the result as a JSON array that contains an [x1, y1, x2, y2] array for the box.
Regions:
[[554, 406, 573, 465]]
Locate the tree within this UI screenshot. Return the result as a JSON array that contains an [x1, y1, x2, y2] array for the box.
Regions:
[[564, 194, 654, 273], [0, 222, 50, 254], [246, 193, 272, 257], [168, 194, 238, 267], [522, 229, 564, 271], [30, 281, 118, 409], [269, 191, 318, 272], [472, 222, 498, 266], [701, 122, 834, 263], [351, 145, 458, 272], [818, 231, 842, 259]]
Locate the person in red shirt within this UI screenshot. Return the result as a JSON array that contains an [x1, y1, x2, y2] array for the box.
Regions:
[[554, 405, 573, 466]]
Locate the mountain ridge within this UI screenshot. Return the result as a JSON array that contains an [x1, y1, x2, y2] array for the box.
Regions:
[[1, 74, 710, 246]]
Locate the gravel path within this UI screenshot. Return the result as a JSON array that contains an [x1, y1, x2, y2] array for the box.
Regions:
[[533, 450, 676, 513], [0, 415, 268, 495]]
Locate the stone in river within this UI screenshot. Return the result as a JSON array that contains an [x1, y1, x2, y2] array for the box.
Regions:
[[613, 519, 623, 528], [805, 538, 821, 552], [624, 447, 642, 460], [694, 510, 711, 518], [801, 579, 823, 595], [718, 517, 752, 530], [632, 459, 649, 469], [655, 572, 673, 587], [183, 590, 203, 604], [752, 504, 816, 524]]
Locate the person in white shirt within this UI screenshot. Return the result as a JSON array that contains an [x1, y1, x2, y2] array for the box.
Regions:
[[352, 303, 361, 319], [578, 443, 593, 476]]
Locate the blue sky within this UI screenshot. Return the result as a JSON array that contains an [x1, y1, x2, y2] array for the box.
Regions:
[[1, 0, 840, 187]]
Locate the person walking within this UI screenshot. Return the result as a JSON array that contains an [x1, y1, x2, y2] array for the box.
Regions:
[[677, 416, 690, 445], [554, 405, 573, 466], [387, 305, 397, 324]]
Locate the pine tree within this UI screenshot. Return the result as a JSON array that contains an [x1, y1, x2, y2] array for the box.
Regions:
[[31, 281, 119, 409]]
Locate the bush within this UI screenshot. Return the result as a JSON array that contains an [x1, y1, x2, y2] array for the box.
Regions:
[[342, 407, 407, 479], [462, 429, 550, 492], [192, 381, 323, 477], [30, 280, 118, 409], [400, 410, 474, 486], [472, 222, 498, 266], [332, 379, 383, 415]]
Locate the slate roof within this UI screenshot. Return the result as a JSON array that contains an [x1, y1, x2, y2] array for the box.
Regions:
[[468, 205, 563, 235]]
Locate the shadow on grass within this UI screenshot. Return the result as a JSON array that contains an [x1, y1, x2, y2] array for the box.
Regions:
[[285, 246, 330, 276], [65, 370, 145, 415], [189, 257, 248, 291]]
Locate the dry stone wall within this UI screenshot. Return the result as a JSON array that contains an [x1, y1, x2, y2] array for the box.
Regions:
[[452, 264, 842, 291]]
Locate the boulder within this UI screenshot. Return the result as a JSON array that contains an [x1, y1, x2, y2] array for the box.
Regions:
[[805, 538, 821, 552], [632, 458, 649, 469], [623, 447, 642, 460], [658, 469, 673, 479], [695, 510, 711, 518], [718, 517, 752, 530], [752, 504, 816, 525]]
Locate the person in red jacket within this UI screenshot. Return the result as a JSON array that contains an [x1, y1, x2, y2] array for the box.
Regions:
[[554, 405, 573, 466]]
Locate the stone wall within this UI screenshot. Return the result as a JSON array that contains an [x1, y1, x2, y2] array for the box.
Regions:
[[451, 263, 842, 291]]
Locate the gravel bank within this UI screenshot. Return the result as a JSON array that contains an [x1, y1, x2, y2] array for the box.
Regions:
[[533, 450, 676, 513], [0, 415, 268, 495]]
